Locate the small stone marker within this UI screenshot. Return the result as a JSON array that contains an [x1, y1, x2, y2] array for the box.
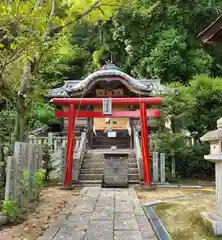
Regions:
[[111, 146, 117, 150], [103, 152, 128, 187], [200, 117, 222, 235], [160, 153, 166, 183], [153, 152, 159, 183]]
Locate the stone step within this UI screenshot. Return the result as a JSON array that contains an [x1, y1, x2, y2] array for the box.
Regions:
[[78, 180, 102, 185], [82, 158, 104, 163], [93, 140, 130, 144], [79, 173, 139, 181], [82, 157, 137, 163], [128, 159, 137, 163], [128, 168, 139, 174], [82, 162, 138, 169], [86, 149, 133, 154], [80, 168, 104, 174], [82, 163, 104, 168], [128, 163, 138, 168], [129, 179, 140, 184], [93, 137, 130, 141], [83, 155, 136, 160], [79, 174, 103, 180], [78, 179, 138, 185], [92, 143, 130, 147], [83, 155, 104, 159], [91, 145, 130, 149], [128, 174, 139, 181]]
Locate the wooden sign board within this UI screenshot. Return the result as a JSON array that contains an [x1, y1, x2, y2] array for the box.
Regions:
[[103, 99, 112, 115], [96, 89, 123, 97]]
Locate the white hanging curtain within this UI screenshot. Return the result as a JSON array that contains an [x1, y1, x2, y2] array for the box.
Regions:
[[127, 120, 131, 136]]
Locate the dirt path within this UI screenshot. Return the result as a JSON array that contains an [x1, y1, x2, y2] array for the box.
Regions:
[[0, 187, 80, 240]]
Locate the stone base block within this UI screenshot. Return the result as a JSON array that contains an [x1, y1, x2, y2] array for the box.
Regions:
[[201, 212, 222, 235], [135, 185, 157, 191]]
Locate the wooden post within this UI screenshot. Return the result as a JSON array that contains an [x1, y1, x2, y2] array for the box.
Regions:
[[64, 104, 75, 188], [153, 152, 159, 183], [160, 153, 166, 183], [48, 132, 53, 148], [140, 103, 152, 186]]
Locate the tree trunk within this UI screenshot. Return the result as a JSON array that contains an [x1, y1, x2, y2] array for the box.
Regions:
[[14, 97, 29, 142], [171, 116, 181, 133]]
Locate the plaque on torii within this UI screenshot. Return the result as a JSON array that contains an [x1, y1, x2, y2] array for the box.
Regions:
[[103, 98, 112, 115]]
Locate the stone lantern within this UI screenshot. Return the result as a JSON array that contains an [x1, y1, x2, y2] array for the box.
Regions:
[[200, 117, 222, 235]]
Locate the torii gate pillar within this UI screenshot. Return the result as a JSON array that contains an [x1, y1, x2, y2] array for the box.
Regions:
[[140, 103, 151, 186], [64, 104, 75, 188]]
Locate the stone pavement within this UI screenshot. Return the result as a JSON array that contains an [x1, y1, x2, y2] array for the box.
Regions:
[[40, 187, 156, 240]]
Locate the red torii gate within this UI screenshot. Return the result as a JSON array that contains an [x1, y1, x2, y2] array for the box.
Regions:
[[51, 97, 162, 188]]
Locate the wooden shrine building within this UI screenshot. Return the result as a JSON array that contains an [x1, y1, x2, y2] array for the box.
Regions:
[[49, 62, 161, 150], [49, 62, 162, 187]]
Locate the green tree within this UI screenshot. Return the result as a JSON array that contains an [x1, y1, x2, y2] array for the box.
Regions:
[[0, 0, 124, 142], [69, 0, 221, 81], [183, 75, 222, 138], [151, 132, 188, 178], [146, 29, 212, 83]]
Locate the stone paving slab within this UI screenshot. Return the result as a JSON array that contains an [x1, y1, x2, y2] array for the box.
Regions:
[[39, 187, 156, 240], [114, 212, 140, 231], [114, 230, 143, 240]]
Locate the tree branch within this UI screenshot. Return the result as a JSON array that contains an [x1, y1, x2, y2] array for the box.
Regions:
[[0, 50, 8, 77], [43, 0, 56, 40], [18, 0, 56, 96], [50, 0, 112, 35]]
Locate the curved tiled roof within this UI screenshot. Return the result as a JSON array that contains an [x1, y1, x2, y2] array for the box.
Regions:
[[49, 63, 160, 97]]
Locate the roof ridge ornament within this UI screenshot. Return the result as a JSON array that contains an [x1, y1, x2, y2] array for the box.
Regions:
[[101, 61, 121, 71]]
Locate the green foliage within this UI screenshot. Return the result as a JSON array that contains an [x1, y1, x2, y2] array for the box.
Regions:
[[0, 0, 124, 142], [0, 168, 45, 223], [18, 168, 45, 204], [42, 146, 56, 181], [29, 102, 55, 130], [69, 0, 221, 82], [153, 75, 222, 179], [176, 144, 214, 179], [184, 75, 222, 136], [146, 29, 212, 83], [1, 200, 19, 223], [93, 47, 105, 69], [34, 169, 45, 190], [162, 75, 222, 138], [0, 105, 14, 146], [151, 132, 187, 154]]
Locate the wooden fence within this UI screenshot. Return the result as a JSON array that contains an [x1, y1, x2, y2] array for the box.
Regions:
[[29, 133, 81, 153], [4, 142, 42, 208]]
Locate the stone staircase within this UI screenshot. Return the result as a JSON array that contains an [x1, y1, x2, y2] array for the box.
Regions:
[[78, 149, 139, 184], [91, 133, 130, 149]]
